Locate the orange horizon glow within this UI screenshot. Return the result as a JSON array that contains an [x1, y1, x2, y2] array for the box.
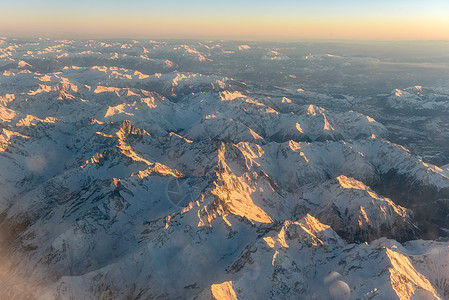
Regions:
[[1, 11, 449, 41]]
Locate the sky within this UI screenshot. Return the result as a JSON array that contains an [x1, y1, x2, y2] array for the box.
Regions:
[[1, 0, 449, 41]]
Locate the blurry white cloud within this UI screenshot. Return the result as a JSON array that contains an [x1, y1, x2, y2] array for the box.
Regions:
[[329, 280, 351, 300], [26, 153, 47, 173]]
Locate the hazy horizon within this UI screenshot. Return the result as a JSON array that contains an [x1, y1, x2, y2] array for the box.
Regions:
[[1, 0, 449, 41]]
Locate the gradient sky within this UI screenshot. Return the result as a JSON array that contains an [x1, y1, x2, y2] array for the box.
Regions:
[[1, 0, 449, 41]]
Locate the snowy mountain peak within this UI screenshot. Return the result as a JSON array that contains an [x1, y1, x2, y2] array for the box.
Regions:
[[1, 38, 449, 300]]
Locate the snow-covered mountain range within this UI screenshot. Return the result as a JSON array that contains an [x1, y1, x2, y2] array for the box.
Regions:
[[1, 38, 449, 299]]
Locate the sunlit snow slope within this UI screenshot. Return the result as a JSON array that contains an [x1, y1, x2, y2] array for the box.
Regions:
[[1, 38, 449, 300]]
